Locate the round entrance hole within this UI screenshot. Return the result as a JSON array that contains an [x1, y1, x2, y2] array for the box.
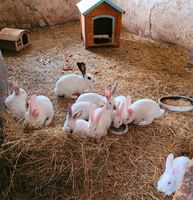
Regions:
[[22, 33, 28, 45]]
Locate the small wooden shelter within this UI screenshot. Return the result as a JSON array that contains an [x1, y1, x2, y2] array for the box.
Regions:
[[0, 28, 30, 52], [77, 0, 125, 48]]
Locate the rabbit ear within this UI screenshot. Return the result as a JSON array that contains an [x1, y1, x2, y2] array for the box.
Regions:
[[127, 108, 133, 115], [67, 104, 72, 118], [72, 110, 82, 119], [29, 95, 37, 114], [95, 109, 104, 124], [126, 96, 132, 108], [32, 108, 43, 118], [89, 103, 95, 124], [13, 85, 20, 95], [99, 101, 105, 107], [172, 167, 180, 176], [111, 82, 118, 96], [166, 153, 174, 172], [119, 103, 125, 116], [77, 62, 86, 77], [104, 89, 111, 100], [116, 102, 121, 116]]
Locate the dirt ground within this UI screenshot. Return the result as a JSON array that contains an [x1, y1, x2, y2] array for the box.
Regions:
[[2, 21, 193, 200]]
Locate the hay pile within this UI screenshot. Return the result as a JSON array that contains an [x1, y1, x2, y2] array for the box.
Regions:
[[1, 21, 193, 200], [1, 112, 193, 200]]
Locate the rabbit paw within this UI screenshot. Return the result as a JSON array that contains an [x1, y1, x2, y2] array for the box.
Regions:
[[138, 119, 153, 126]]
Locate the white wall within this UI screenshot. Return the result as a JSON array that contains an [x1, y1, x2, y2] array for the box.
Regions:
[[113, 0, 193, 50]]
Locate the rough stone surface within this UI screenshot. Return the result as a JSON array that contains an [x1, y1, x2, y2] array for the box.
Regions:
[[173, 159, 193, 200], [0, 0, 79, 28], [113, 0, 193, 50]]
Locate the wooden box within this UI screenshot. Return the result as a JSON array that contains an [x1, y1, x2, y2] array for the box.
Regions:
[[77, 0, 125, 48], [0, 28, 31, 52]]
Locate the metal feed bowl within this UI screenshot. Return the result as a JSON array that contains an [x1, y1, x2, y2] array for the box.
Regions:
[[158, 96, 193, 112]]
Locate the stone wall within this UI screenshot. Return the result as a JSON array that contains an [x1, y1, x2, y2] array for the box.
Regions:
[[113, 0, 193, 50], [0, 0, 79, 28], [172, 159, 193, 200]]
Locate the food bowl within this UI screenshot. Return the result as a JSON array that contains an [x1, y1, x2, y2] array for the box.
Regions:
[[109, 124, 128, 135], [158, 96, 193, 112]]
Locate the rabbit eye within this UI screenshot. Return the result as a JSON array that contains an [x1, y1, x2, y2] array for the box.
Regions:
[[119, 121, 121, 123], [88, 77, 91, 80], [168, 181, 171, 185]]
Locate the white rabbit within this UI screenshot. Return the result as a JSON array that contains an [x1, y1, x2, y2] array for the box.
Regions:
[[114, 95, 132, 125], [62, 105, 88, 138], [54, 62, 94, 98], [76, 92, 107, 107], [76, 82, 118, 108], [5, 83, 27, 119], [24, 95, 54, 128], [112, 102, 125, 128], [71, 101, 97, 120], [157, 153, 190, 196], [87, 103, 108, 140], [87, 86, 116, 140], [125, 99, 165, 125]]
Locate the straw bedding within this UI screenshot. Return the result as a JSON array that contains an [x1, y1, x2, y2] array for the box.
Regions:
[[1, 21, 193, 200]]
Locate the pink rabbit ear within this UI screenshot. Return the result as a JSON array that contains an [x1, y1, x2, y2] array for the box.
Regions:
[[29, 95, 37, 114], [13, 85, 20, 95], [67, 104, 72, 118], [95, 109, 104, 124], [127, 108, 133, 115], [72, 110, 82, 119], [99, 101, 105, 108], [104, 89, 111, 100], [166, 153, 174, 172], [119, 103, 125, 116], [116, 102, 120, 116], [32, 108, 43, 118], [89, 103, 95, 124], [111, 82, 118, 96], [172, 167, 180, 176]]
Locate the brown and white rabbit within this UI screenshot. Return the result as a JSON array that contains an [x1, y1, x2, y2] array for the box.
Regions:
[[157, 153, 190, 196], [5, 83, 27, 119], [54, 62, 94, 98], [24, 95, 54, 128]]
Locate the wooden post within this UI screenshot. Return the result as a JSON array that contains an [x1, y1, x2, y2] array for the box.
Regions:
[[0, 50, 8, 108]]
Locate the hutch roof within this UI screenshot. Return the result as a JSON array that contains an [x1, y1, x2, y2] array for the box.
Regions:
[[77, 0, 125, 15]]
